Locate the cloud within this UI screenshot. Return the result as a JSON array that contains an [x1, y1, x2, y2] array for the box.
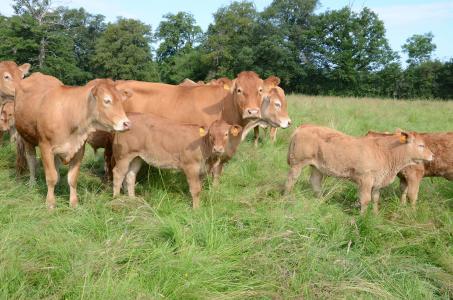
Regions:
[[372, 1, 453, 27]]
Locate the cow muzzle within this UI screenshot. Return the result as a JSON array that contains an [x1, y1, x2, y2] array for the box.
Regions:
[[114, 118, 131, 132], [213, 146, 225, 154], [279, 118, 292, 129], [243, 108, 261, 119]]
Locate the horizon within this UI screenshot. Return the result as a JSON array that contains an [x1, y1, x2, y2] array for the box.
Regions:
[[0, 0, 452, 63]]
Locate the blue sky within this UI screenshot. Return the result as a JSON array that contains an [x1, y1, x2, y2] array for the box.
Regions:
[[0, 0, 452, 62]]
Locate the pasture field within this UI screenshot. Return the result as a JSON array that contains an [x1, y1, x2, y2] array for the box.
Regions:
[[0, 96, 452, 299]]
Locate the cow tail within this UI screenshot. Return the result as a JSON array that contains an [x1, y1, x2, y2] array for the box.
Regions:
[[15, 134, 28, 175]]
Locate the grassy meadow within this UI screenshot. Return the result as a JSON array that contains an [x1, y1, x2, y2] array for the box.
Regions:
[[0, 96, 452, 299]]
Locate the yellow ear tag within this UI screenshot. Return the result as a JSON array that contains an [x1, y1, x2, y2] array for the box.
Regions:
[[199, 127, 206, 137], [223, 84, 230, 91], [399, 134, 407, 143], [231, 127, 239, 137]]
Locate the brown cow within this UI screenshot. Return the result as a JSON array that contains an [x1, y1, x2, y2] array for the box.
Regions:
[[113, 114, 242, 208], [0, 100, 16, 143], [285, 125, 434, 214], [0, 61, 30, 143], [253, 86, 288, 146], [15, 73, 132, 209], [367, 130, 453, 208]]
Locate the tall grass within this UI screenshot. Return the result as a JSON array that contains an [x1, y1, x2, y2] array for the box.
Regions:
[[0, 96, 452, 299]]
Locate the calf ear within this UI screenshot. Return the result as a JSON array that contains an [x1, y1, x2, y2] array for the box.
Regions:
[[199, 126, 207, 137], [399, 131, 415, 144], [264, 76, 280, 89], [18, 63, 31, 78], [216, 77, 234, 91], [230, 125, 242, 137], [120, 89, 133, 101]]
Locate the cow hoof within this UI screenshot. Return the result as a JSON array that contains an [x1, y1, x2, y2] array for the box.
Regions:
[[47, 203, 56, 211]]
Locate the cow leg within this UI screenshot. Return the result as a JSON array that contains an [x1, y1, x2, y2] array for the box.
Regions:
[[212, 161, 223, 186], [104, 142, 114, 181], [399, 176, 408, 205], [309, 167, 324, 197], [407, 174, 422, 209], [372, 188, 380, 215], [358, 180, 373, 215], [40, 144, 58, 210], [113, 157, 132, 197], [284, 161, 307, 194], [125, 157, 143, 197], [184, 164, 202, 209], [253, 127, 260, 147], [24, 141, 38, 186], [67, 145, 85, 208], [270, 127, 278, 143]]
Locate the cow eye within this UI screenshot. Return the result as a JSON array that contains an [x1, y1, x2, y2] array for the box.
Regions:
[[274, 101, 281, 108], [3, 73, 11, 80], [236, 88, 242, 94], [225, 132, 228, 137], [418, 144, 425, 148], [259, 88, 263, 94]]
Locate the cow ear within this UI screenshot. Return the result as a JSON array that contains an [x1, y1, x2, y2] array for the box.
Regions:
[[216, 77, 233, 91], [230, 125, 242, 137], [199, 126, 207, 137], [19, 63, 31, 78], [120, 89, 133, 101], [399, 131, 414, 144], [264, 76, 280, 89]]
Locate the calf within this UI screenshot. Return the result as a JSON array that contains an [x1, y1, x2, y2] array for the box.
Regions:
[[113, 114, 242, 208], [15, 74, 131, 209], [367, 130, 453, 208], [0, 100, 16, 143], [285, 125, 434, 214]]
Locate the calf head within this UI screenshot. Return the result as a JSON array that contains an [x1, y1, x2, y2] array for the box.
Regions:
[[0, 61, 30, 97], [89, 79, 132, 132], [0, 101, 14, 131], [398, 131, 433, 163], [261, 86, 291, 129], [204, 120, 243, 158]]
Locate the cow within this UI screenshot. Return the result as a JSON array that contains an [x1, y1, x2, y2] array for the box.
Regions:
[[86, 130, 114, 180], [367, 130, 453, 208], [0, 61, 31, 144], [252, 86, 287, 146], [284, 125, 434, 214], [14, 73, 132, 209], [0, 100, 17, 143], [112, 114, 243, 208]]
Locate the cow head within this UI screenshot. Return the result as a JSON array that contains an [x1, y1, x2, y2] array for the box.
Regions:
[[0, 61, 30, 97], [397, 130, 433, 163], [261, 86, 292, 129], [0, 101, 15, 131], [204, 120, 243, 158], [89, 79, 132, 132]]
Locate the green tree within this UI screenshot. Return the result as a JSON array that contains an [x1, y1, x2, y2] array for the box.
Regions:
[[92, 18, 159, 81], [402, 32, 436, 65], [155, 12, 202, 62]]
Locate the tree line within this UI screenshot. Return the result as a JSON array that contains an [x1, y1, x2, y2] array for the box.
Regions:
[[1, 0, 452, 99]]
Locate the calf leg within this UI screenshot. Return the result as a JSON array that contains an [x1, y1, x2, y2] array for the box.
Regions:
[[358, 180, 373, 215], [125, 157, 143, 197], [399, 176, 408, 205], [309, 167, 324, 197], [253, 127, 260, 147], [113, 156, 132, 197], [24, 141, 38, 186], [270, 127, 277, 143], [40, 143, 58, 210], [184, 164, 202, 209], [284, 161, 308, 194], [371, 188, 380, 215], [212, 161, 224, 187], [67, 145, 85, 208]]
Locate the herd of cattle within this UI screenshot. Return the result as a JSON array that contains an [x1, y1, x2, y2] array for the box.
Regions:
[[0, 61, 452, 214]]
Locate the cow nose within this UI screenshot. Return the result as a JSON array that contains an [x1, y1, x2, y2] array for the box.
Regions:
[[123, 120, 131, 130], [247, 108, 260, 117], [288, 119, 292, 126], [213, 146, 224, 153]]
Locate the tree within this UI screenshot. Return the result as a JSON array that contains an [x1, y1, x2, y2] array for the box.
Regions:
[[155, 12, 202, 62], [402, 32, 436, 65], [92, 18, 159, 81]]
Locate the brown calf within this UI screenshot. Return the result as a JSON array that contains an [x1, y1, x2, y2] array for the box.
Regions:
[[0, 100, 16, 143], [367, 130, 453, 208], [15, 74, 131, 209], [113, 114, 242, 208], [285, 125, 434, 214]]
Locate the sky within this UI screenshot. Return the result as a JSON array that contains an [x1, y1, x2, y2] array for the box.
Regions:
[[0, 0, 452, 62]]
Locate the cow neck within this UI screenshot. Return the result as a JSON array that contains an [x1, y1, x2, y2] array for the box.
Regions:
[[220, 92, 243, 126], [60, 88, 97, 164], [200, 133, 213, 160]]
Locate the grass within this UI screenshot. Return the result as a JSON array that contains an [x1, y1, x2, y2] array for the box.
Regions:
[[0, 95, 452, 299]]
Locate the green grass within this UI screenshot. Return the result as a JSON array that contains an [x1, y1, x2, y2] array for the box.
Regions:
[[0, 96, 452, 299]]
